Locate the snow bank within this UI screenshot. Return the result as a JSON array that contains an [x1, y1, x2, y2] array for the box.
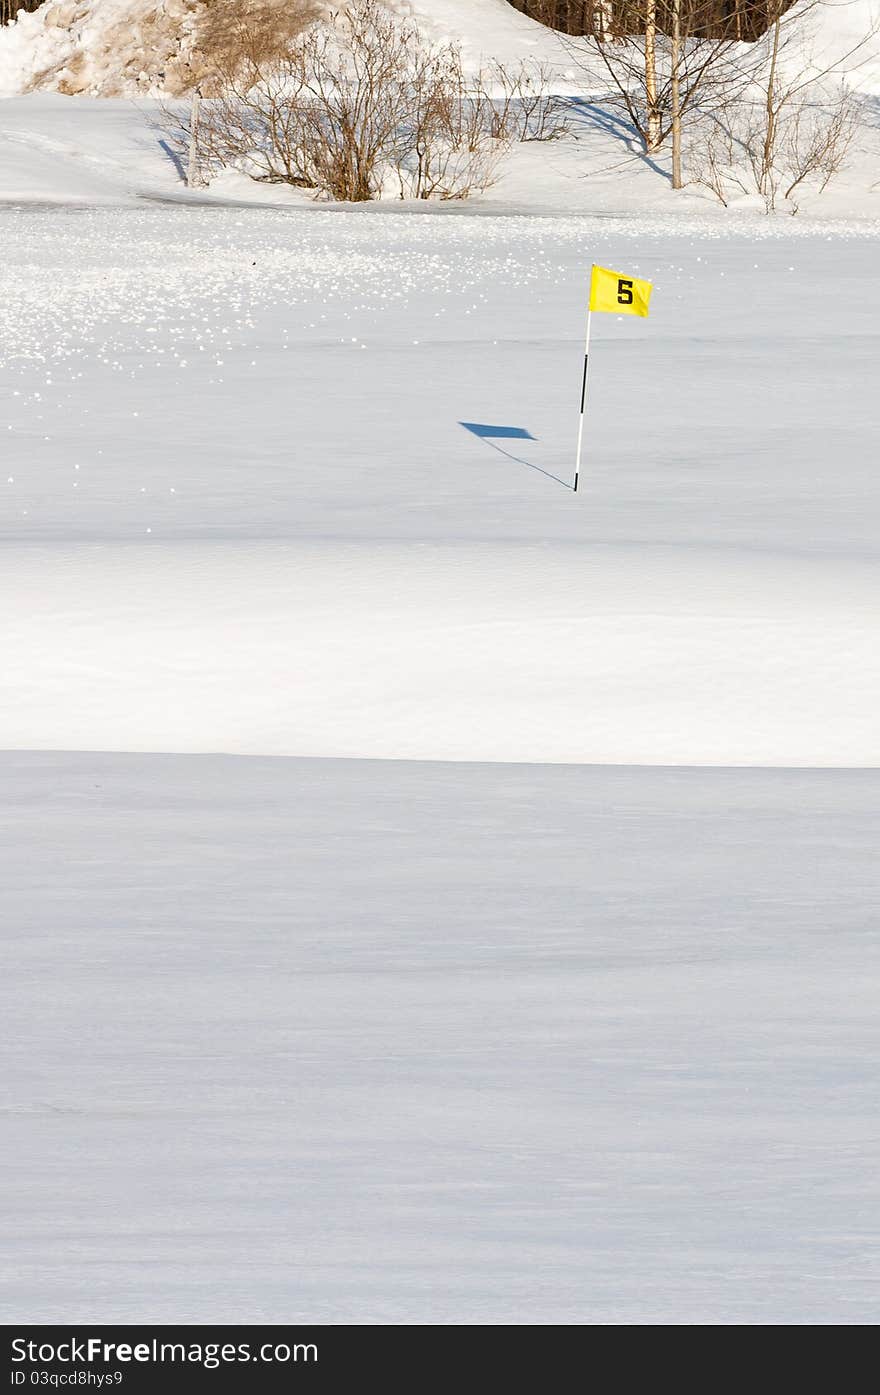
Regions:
[[388, 0, 556, 64], [0, 0, 202, 98], [2, 0, 879, 98], [0, 0, 561, 99], [784, 0, 880, 92]]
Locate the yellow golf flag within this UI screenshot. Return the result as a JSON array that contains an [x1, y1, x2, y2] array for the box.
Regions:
[[589, 264, 653, 317]]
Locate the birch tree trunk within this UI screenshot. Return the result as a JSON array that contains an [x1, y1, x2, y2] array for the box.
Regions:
[[595, 0, 613, 39], [670, 0, 682, 186], [761, 9, 783, 198], [644, 0, 661, 152]]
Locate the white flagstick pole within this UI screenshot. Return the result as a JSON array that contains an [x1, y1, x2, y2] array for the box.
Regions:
[[573, 305, 593, 494]]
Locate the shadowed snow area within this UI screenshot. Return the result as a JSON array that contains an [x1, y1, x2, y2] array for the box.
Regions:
[[2, 754, 879, 1324]]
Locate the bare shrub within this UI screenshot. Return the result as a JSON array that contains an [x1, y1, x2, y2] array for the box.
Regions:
[[395, 50, 512, 200], [488, 60, 574, 142], [691, 82, 858, 211], [687, 116, 743, 205], [164, 1, 419, 197], [778, 88, 858, 206], [164, 0, 557, 202], [688, 0, 870, 211]]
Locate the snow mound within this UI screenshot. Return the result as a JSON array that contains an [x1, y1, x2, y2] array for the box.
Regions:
[[0, 0, 202, 98], [386, 0, 555, 62], [0, 0, 877, 100], [806, 0, 880, 92], [0, 0, 561, 100]]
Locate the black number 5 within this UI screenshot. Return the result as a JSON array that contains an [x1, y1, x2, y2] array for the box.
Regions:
[[617, 278, 634, 305]]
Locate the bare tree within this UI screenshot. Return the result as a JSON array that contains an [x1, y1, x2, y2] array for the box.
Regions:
[[645, 0, 661, 150], [561, 0, 744, 166], [670, 0, 683, 186], [690, 0, 875, 210]]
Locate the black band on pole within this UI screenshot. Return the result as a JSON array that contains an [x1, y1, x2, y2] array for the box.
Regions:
[[574, 350, 589, 491]]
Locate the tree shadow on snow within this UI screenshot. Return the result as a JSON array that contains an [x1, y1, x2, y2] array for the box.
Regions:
[[157, 138, 187, 184], [567, 100, 670, 182]]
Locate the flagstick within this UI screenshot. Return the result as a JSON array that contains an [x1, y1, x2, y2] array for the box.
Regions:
[[573, 308, 593, 494]]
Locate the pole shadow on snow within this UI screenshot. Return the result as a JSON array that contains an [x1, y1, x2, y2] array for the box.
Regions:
[[157, 138, 188, 184], [459, 423, 571, 490]]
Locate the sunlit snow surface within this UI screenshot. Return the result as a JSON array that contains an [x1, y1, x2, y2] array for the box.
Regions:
[[3, 755, 880, 1324], [1, 208, 878, 764], [2, 203, 879, 1323]]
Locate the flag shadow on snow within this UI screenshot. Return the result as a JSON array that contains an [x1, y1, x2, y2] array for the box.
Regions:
[[459, 423, 571, 490]]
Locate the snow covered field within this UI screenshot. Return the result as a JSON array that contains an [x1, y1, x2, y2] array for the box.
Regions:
[[2, 196, 879, 765], [1, 91, 879, 1324], [4, 755, 880, 1325]]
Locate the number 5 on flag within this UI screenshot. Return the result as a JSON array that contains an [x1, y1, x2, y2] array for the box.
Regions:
[[589, 265, 653, 318]]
